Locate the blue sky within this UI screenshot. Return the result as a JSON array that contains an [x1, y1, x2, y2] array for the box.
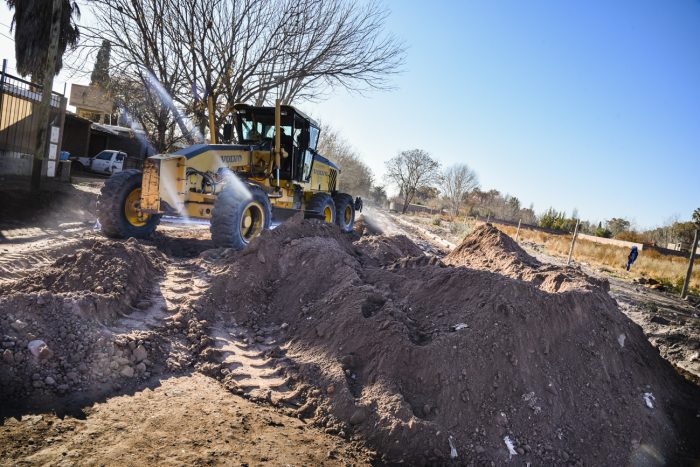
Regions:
[[306, 0, 700, 229], [1, 1, 698, 228]]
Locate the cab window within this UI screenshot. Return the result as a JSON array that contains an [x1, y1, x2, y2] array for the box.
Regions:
[[116, 154, 125, 161], [308, 126, 319, 151], [94, 151, 112, 161], [240, 117, 284, 142], [302, 150, 314, 181]]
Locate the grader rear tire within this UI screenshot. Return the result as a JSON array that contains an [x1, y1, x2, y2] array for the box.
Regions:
[[97, 169, 161, 238], [307, 193, 336, 224], [211, 184, 272, 249], [333, 193, 355, 233]]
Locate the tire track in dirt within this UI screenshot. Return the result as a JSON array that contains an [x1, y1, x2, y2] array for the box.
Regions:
[[210, 326, 296, 404]]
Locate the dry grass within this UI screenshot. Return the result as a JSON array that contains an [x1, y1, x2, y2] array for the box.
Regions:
[[495, 224, 700, 293], [397, 212, 700, 293]]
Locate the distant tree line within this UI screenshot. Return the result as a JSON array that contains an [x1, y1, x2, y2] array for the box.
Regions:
[[317, 124, 373, 198]]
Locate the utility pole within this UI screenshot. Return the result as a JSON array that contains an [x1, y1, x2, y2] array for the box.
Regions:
[[31, 0, 63, 191], [207, 95, 217, 144], [567, 219, 580, 266], [515, 219, 522, 242], [680, 228, 699, 299]]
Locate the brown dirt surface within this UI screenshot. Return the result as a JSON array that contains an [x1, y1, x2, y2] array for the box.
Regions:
[[355, 232, 425, 266], [0, 373, 372, 466], [0, 238, 172, 411], [1, 238, 166, 298], [445, 224, 610, 293], [195, 219, 700, 465], [2, 208, 700, 465]]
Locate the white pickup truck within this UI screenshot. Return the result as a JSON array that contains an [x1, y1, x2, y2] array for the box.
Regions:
[[72, 150, 128, 175]]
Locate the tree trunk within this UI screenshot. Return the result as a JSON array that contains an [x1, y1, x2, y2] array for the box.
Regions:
[[401, 192, 411, 214], [31, 0, 63, 191]]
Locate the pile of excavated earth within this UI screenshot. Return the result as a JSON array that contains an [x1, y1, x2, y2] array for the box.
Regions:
[[1, 218, 699, 465], [0, 240, 171, 410]]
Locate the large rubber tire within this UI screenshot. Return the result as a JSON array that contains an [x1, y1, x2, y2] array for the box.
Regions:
[[211, 184, 272, 249], [97, 169, 161, 238], [307, 193, 336, 224], [333, 193, 355, 233]]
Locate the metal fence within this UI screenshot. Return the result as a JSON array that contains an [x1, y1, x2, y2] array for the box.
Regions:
[[0, 61, 65, 177]]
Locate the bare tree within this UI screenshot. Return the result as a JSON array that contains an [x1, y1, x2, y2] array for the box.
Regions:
[[317, 123, 373, 197], [385, 149, 441, 214], [76, 0, 405, 147], [443, 163, 479, 217]]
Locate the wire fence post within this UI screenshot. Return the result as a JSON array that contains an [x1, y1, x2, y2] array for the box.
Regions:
[[680, 228, 699, 299], [0, 59, 6, 118], [567, 219, 580, 266], [486, 214, 491, 224], [515, 219, 522, 242]]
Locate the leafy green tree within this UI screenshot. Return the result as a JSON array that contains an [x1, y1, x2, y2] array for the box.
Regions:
[[605, 218, 631, 237], [692, 207, 700, 227], [595, 223, 612, 238], [91, 40, 111, 89], [671, 222, 697, 245], [6, 0, 81, 82]]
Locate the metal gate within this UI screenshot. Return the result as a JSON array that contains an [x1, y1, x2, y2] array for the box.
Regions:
[[0, 60, 66, 177]]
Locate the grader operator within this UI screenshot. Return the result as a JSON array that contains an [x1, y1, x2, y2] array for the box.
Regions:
[[96, 101, 362, 249]]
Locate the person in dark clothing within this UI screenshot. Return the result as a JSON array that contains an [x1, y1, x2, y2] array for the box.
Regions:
[[626, 246, 638, 271], [297, 128, 310, 150]]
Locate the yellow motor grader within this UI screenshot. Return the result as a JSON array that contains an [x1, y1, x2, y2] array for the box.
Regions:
[[96, 100, 362, 249]]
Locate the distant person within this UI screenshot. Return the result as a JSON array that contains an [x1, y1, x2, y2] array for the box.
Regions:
[[626, 246, 638, 271]]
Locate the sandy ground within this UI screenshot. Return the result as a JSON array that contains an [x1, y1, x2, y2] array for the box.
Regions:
[[0, 373, 371, 466]]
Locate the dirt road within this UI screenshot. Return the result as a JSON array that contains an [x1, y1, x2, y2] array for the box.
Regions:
[[1, 373, 371, 466]]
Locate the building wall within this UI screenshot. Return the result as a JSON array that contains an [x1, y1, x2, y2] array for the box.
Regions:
[[0, 151, 32, 175]]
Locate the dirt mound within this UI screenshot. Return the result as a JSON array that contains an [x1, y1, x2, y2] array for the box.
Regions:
[[1, 239, 166, 318], [0, 240, 169, 411], [355, 233, 425, 266], [445, 224, 538, 272], [445, 224, 609, 293], [195, 219, 700, 464], [0, 292, 168, 410]]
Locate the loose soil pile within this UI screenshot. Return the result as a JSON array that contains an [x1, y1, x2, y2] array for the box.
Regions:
[[0, 240, 168, 411], [443, 223, 608, 293], [196, 220, 700, 465]]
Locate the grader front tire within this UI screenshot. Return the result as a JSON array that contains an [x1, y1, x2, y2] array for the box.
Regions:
[[211, 184, 272, 249], [97, 169, 161, 239]]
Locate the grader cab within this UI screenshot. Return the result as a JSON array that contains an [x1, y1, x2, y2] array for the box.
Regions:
[[96, 101, 362, 249]]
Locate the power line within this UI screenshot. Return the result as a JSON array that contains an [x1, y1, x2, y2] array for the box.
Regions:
[[0, 30, 14, 42]]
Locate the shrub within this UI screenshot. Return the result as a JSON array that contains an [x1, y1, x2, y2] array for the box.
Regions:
[[449, 222, 471, 237], [432, 214, 442, 226]]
